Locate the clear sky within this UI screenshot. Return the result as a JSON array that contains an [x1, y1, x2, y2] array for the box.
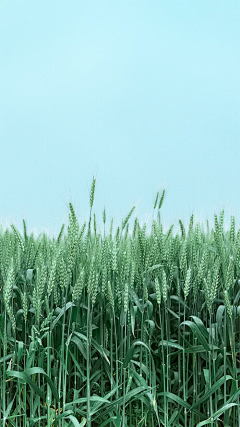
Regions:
[[0, 1, 239, 236]]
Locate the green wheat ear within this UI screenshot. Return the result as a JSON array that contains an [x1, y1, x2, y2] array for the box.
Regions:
[[11, 224, 24, 253], [224, 290, 232, 317], [90, 176, 96, 209], [122, 206, 135, 231], [123, 282, 129, 314], [103, 207, 106, 224], [72, 268, 85, 302], [161, 269, 167, 303], [155, 277, 161, 305], [183, 268, 191, 299], [23, 219, 28, 241], [3, 259, 16, 332], [158, 189, 165, 210], [107, 280, 114, 313], [153, 191, 159, 210]]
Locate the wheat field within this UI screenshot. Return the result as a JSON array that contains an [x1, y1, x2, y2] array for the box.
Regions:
[[0, 180, 239, 427]]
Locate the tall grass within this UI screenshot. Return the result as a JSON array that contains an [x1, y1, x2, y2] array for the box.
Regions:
[[0, 182, 239, 426]]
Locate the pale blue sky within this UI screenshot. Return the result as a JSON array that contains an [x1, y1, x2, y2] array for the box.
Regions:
[[0, 1, 239, 235]]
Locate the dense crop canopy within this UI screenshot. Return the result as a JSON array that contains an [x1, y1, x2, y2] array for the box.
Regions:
[[0, 184, 239, 426]]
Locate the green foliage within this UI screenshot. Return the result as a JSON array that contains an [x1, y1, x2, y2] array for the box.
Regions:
[[0, 188, 239, 426]]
